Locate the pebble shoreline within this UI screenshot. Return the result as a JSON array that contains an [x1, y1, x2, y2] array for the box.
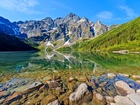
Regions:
[[0, 73, 140, 105]]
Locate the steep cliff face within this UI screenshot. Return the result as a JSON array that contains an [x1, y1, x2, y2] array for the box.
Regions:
[[94, 20, 108, 36], [16, 17, 54, 38], [15, 13, 116, 43]]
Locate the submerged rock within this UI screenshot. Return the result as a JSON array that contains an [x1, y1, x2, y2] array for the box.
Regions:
[[69, 83, 88, 101], [46, 80, 62, 88], [0, 98, 5, 104], [39, 84, 49, 91], [0, 91, 9, 98], [118, 73, 129, 78], [105, 96, 114, 103], [69, 83, 92, 104], [136, 80, 140, 84], [136, 89, 140, 94], [132, 75, 140, 79], [114, 95, 134, 105], [0, 78, 34, 93], [42, 95, 57, 105], [47, 99, 60, 105], [77, 76, 88, 82], [25, 82, 43, 92], [115, 81, 135, 96], [4, 92, 22, 104], [68, 76, 77, 82], [95, 93, 106, 104], [127, 93, 140, 105], [107, 73, 116, 78], [0, 73, 140, 105], [94, 74, 140, 97]]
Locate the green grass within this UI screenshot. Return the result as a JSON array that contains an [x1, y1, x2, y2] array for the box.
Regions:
[[74, 17, 140, 52], [57, 46, 72, 52]]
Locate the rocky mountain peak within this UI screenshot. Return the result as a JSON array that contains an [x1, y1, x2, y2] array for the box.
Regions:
[[94, 20, 102, 27], [97, 20, 101, 24], [78, 17, 88, 23], [65, 13, 80, 24], [66, 13, 78, 18], [14, 13, 115, 43], [94, 20, 108, 36], [42, 17, 53, 23], [54, 17, 64, 27]]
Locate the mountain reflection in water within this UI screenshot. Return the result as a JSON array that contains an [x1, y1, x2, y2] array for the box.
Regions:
[[0, 51, 140, 74]]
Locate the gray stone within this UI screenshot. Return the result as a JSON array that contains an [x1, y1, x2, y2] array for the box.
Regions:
[[107, 73, 116, 78], [69, 83, 88, 101], [132, 75, 140, 79], [111, 102, 131, 105], [95, 93, 106, 104], [136, 89, 140, 94], [115, 81, 135, 95], [119, 73, 129, 78], [127, 93, 140, 105], [136, 80, 140, 84], [47, 80, 62, 88], [114, 95, 134, 105], [25, 82, 43, 92], [105, 96, 114, 103], [47, 99, 60, 105]]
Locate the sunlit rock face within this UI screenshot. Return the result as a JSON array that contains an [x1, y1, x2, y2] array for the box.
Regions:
[[15, 13, 117, 43]]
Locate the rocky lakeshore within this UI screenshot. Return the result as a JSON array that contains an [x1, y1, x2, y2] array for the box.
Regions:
[[0, 73, 140, 105]]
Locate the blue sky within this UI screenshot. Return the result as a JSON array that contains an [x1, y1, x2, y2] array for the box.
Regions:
[[0, 0, 139, 25]]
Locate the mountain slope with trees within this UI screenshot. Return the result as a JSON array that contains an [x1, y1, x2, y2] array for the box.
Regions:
[[75, 17, 140, 52]]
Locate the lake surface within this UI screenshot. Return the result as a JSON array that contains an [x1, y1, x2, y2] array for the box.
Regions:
[[0, 51, 140, 77]]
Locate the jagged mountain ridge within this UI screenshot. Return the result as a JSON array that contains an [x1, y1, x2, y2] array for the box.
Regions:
[[15, 13, 116, 43], [0, 16, 27, 38]]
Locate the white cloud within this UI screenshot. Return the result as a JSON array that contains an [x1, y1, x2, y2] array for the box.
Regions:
[[96, 11, 113, 20], [120, 5, 138, 19], [0, 0, 41, 14]]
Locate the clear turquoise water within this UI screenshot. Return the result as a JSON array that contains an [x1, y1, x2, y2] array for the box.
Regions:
[[0, 51, 140, 74]]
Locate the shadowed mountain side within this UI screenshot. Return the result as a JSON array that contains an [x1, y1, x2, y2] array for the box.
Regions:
[[0, 33, 37, 51]]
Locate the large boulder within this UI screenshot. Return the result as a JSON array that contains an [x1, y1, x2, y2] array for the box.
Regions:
[[115, 81, 135, 96], [69, 83, 92, 104], [24, 82, 43, 93]]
